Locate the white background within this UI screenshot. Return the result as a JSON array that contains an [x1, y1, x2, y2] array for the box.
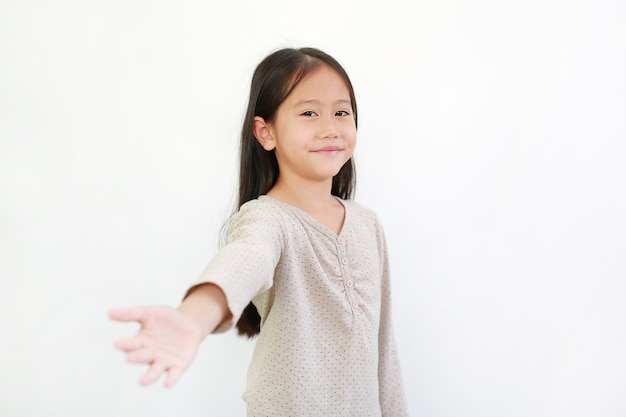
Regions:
[[1, 1, 625, 416]]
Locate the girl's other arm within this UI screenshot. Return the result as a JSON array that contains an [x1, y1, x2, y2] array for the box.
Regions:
[[376, 223, 410, 416], [109, 283, 230, 387]]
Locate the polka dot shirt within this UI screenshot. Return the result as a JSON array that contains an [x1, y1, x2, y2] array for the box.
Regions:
[[191, 196, 409, 417]]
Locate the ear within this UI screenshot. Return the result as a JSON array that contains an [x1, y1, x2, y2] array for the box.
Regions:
[[253, 116, 276, 151]]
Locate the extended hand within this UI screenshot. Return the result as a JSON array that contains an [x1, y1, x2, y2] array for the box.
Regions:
[[109, 305, 203, 388]]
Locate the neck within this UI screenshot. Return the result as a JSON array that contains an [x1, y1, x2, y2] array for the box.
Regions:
[[267, 177, 336, 212], [267, 176, 346, 235]]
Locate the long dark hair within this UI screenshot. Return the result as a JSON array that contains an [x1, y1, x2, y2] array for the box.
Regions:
[[233, 47, 358, 337]]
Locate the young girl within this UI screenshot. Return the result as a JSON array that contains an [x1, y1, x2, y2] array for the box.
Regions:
[[110, 47, 409, 416]]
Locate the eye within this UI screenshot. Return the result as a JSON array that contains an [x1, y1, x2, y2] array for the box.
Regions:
[[335, 110, 351, 117], [301, 110, 318, 117]]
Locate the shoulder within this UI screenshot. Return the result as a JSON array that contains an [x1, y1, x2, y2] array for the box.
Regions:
[[342, 199, 388, 244], [228, 197, 287, 239], [239, 195, 300, 217], [342, 199, 383, 226], [237, 197, 280, 217]]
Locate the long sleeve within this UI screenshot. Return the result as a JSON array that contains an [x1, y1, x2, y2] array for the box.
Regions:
[[377, 225, 410, 416], [187, 200, 284, 333]]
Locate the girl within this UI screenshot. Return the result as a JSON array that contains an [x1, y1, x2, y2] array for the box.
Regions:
[[110, 47, 409, 417]]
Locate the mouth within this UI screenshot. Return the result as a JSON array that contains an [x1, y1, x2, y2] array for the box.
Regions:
[[313, 146, 343, 153]]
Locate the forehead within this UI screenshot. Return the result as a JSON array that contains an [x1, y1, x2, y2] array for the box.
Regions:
[[286, 65, 351, 104]]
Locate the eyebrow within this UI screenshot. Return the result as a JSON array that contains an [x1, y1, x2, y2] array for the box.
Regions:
[[294, 99, 352, 107]]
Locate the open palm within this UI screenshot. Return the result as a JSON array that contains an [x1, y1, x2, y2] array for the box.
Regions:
[[109, 305, 203, 387]]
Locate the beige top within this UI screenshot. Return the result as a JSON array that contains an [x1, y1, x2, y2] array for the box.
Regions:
[[191, 196, 409, 417]]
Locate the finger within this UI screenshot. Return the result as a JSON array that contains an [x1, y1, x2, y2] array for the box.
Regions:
[[139, 361, 167, 386], [109, 307, 147, 323], [127, 348, 155, 364], [164, 367, 184, 388], [113, 337, 143, 352]]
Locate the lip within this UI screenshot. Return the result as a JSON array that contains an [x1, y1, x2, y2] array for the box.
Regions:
[[313, 146, 343, 152]]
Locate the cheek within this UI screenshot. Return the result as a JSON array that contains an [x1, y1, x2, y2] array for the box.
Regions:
[[346, 128, 357, 147], [343, 120, 357, 138]]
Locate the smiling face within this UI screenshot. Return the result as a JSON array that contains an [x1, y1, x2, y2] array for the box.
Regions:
[[254, 64, 357, 190]]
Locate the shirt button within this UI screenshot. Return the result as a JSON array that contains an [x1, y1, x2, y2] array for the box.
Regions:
[[341, 257, 349, 265], [337, 237, 344, 244], [346, 280, 353, 287], [352, 300, 359, 308]]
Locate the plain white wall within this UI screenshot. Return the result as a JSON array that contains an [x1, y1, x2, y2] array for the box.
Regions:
[[1, 1, 625, 416]]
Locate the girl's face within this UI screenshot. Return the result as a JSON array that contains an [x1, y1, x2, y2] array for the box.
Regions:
[[258, 64, 357, 188]]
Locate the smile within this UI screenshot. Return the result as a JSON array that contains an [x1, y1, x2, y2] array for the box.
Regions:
[[312, 146, 343, 153]]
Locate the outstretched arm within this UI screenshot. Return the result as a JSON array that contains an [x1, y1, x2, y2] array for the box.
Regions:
[[109, 283, 230, 388]]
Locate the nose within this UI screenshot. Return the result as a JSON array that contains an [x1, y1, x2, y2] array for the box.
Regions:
[[320, 114, 339, 139]]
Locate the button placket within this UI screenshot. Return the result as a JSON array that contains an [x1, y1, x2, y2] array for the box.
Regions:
[[336, 236, 358, 310]]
